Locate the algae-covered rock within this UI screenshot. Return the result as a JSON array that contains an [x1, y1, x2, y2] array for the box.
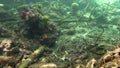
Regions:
[[19, 6, 58, 47]]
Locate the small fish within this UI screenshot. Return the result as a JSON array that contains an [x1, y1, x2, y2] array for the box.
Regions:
[[0, 4, 4, 7]]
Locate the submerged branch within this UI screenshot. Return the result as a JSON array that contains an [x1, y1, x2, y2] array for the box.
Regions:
[[94, 28, 104, 45], [52, 18, 94, 23], [18, 46, 45, 68]]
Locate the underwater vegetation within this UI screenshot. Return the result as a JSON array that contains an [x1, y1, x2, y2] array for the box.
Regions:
[[0, 0, 120, 68]]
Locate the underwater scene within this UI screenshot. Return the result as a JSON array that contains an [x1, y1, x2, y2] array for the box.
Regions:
[[0, 0, 120, 68]]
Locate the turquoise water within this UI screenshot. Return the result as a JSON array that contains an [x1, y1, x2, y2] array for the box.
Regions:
[[0, 0, 120, 68], [0, 0, 120, 51]]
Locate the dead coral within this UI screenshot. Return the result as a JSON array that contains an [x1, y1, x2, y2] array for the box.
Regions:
[[99, 46, 120, 68], [86, 58, 97, 68]]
